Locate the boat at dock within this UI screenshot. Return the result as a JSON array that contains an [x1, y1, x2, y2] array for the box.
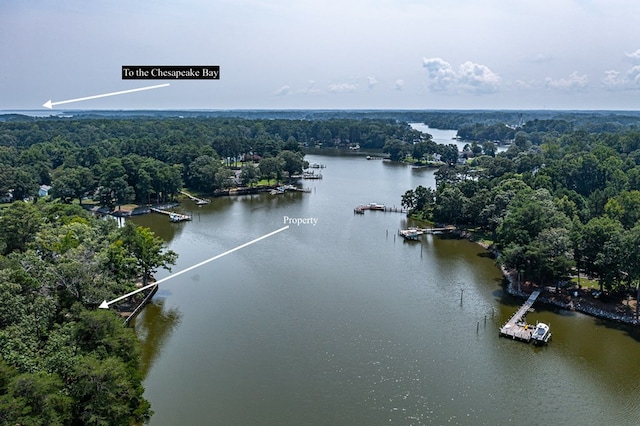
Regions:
[[151, 207, 192, 222], [397, 226, 457, 239], [399, 228, 421, 240], [302, 171, 323, 179], [169, 213, 191, 222], [354, 203, 408, 214], [499, 289, 552, 345], [531, 322, 551, 345], [270, 184, 311, 195]]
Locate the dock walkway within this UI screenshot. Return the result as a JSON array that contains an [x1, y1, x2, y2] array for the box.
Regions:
[[398, 226, 457, 239], [180, 190, 210, 205], [499, 289, 541, 342], [354, 203, 407, 214], [150, 207, 192, 222]]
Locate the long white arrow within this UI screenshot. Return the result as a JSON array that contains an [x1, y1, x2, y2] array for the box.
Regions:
[[42, 83, 170, 109], [99, 226, 289, 309]]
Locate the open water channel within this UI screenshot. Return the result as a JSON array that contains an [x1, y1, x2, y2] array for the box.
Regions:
[[131, 127, 640, 425]]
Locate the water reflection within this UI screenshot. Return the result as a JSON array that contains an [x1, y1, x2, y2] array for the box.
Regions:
[[133, 298, 182, 379]]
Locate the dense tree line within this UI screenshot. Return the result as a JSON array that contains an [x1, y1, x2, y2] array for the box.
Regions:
[[403, 126, 640, 294], [456, 122, 517, 142], [0, 117, 423, 207], [0, 201, 176, 424]]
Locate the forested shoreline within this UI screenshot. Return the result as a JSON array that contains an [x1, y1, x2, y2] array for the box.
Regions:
[[402, 119, 640, 314], [0, 116, 424, 208], [0, 202, 176, 424]]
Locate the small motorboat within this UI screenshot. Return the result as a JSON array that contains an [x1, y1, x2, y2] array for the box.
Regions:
[[531, 322, 551, 345]]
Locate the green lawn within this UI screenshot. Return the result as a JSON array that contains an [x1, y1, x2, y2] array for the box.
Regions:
[[570, 275, 600, 289]]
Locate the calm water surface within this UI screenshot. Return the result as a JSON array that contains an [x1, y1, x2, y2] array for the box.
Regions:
[[133, 132, 640, 425]]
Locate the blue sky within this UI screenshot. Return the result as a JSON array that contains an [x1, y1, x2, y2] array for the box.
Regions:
[[2, 0, 640, 110]]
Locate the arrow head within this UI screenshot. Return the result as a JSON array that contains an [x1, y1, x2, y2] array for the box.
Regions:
[[42, 100, 53, 109], [99, 300, 110, 309]]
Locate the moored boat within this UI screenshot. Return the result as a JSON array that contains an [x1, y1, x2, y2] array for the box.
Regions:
[[531, 322, 551, 345]]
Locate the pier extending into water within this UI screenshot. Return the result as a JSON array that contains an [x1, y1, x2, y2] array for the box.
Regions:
[[270, 184, 312, 195], [150, 207, 192, 222], [397, 226, 457, 240], [354, 203, 407, 214], [499, 289, 542, 342], [180, 190, 210, 205]]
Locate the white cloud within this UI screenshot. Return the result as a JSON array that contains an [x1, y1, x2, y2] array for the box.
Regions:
[[422, 57, 501, 94], [602, 66, 640, 90], [394, 79, 404, 91], [544, 72, 588, 91], [458, 61, 501, 93], [422, 57, 457, 91], [274, 85, 291, 96], [367, 76, 378, 89], [625, 49, 640, 63], [327, 82, 358, 93]]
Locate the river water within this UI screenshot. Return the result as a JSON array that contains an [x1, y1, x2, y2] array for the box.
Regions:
[[132, 127, 640, 425]]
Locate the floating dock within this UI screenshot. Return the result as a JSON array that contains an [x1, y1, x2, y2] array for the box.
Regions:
[[150, 207, 192, 222], [499, 289, 542, 342]]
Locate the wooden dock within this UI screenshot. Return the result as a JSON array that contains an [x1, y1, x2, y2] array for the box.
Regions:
[[270, 184, 312, 195], [180, 190, 210, 205], [354, 203, 407, 214], [150, 207, 192, 222], [499, 289, 542, 342], [397, 226, 457, 239]]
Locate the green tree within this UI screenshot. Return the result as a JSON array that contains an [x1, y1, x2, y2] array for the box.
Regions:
[[259, 157, 284, 185], [497, 188, 572, 283], [383, 139, 409, 161], [12, 167, 39, 201], [0, 371, 72, 426], [214, 168, 236, 191], [578, 216, 625, 291], [240, 164, 260, 187], [604, 190, 640, 229], [277, 150, 306, 180], [51, 167, 95, 204], [438, 144, 459, 165], [68, 355, 151, 425], [187, 155, 221, 193], [119, 222, 177, 286], [0, 201, 43, 254], [482, 141, 497, 157], [433, 186, 467, 225]]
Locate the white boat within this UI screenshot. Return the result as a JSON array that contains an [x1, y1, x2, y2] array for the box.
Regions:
[[531, 322, 551, 345]]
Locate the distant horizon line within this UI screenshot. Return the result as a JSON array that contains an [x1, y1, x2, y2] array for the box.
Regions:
[[2, 108, 639, 113]]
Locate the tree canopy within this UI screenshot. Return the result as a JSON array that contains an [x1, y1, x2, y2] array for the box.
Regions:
[[0, 201, 176, 424], [403, 125, 640, 291]]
